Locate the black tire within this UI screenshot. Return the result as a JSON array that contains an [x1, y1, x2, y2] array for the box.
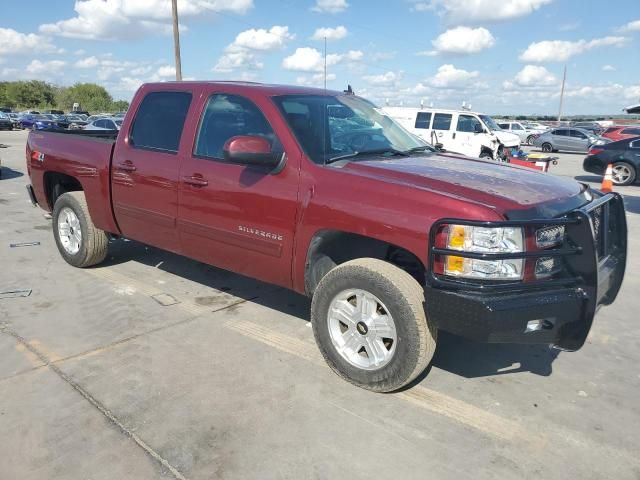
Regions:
[[611, 162, 636, 186], [52, 191, 108, 267], [526, 135, 535, 145], [311, 258, 437, 392], [479, 151, 494, 160], [541, 143, 553, 153]]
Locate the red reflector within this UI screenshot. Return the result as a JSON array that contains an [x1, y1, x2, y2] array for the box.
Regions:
[[589, 148, 604, 156]]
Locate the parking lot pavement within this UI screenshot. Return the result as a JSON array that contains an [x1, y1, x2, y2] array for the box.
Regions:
[[1, 128, 640, 480]]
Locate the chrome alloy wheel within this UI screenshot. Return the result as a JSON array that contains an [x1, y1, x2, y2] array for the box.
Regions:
[[612, 164, 632, 184], [327, 289, 397, 370], [58, 207, 82, 255]]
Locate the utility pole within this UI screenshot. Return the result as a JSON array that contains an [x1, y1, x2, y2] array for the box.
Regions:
[[557, 65, 566, 123], [323, 36, 327, 90], [171, 0, 183, 81]]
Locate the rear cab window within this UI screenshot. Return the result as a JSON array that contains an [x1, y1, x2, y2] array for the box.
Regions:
[[130, 91, 192, 153]]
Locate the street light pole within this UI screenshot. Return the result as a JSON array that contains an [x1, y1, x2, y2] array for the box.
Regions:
[[171, 0, 183, 81]]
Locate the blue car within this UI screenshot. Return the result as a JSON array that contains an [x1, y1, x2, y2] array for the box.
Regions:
[[20, 114, 64, 130]]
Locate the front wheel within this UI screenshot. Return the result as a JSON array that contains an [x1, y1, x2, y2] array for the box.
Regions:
[[52, 191, 109, 267], [526, 135, 535, 145], [311, 258, 437, 392], [611, 162, 636, 186]]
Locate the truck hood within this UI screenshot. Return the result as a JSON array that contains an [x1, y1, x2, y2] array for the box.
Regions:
[[343, 153, 586, 217], [493, 130, 520, 147]]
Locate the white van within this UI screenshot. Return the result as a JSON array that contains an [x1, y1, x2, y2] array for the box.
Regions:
[[383, 107, 520, 160]]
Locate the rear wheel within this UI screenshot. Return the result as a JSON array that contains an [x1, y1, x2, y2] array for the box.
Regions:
[[611, 162, 636, 186], [52, 191, 108, 267], [541, 142, 553, 153], [311, 258, 437, 392]]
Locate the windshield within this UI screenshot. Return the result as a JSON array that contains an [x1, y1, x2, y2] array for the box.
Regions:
[[479, 114, 500, 131], [273, 94, 431, 164]]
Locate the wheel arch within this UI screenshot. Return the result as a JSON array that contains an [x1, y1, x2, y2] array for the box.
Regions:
[[43, 171, 84, 210], [303, 229, 426, 297]]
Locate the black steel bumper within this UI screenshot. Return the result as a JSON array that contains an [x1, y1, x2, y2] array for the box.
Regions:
[[425, 191, 627, 351]]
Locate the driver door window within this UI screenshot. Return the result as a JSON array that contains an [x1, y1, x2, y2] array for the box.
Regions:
[[456, 115, 481, 133], [194, 94, 281, 161]]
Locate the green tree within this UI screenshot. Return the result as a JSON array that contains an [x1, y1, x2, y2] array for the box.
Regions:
[[57, 83, 113, 112], [111, 99, 129, 112]]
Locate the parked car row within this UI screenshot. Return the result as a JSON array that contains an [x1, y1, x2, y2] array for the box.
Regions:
[[532, 127, 610, 153], [0, 111, 123, 132]]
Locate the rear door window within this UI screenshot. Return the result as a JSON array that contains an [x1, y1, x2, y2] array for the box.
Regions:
[[415, 112, 432, 129], [497, 123, 509, 129], [432, 113, 452, 131], [553, 129, 569, 136], [130, 91, 192, 153], [194, 94, 280, 160]]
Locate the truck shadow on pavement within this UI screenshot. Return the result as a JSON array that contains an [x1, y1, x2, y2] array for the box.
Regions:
[[0, 167, 24, 180], [100, 239, 561, 381]]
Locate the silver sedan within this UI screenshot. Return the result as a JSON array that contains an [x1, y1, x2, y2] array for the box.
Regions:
[[533, 127, 610, 153]]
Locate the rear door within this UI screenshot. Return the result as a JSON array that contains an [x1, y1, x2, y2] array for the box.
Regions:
[[552, 129, 569, 150], [176, 90, 300, 288], [111, 90, 193, 253], [431, 112, 454, 150]]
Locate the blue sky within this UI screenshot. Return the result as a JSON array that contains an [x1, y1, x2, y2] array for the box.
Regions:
[[1, 0, 639, 114]]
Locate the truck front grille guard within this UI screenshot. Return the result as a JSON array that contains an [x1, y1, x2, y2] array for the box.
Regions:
[[427, 192, 627, 297]]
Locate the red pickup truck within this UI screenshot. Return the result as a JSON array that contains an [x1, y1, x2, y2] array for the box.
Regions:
[[25, 82, 627, 392]]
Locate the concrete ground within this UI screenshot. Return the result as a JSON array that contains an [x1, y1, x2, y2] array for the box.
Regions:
[[1, 129, 639, 480]]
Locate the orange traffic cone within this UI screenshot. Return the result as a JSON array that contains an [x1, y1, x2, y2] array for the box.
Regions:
[[601, 164, 613, 193]]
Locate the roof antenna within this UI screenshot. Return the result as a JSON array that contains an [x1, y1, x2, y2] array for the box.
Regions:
[[420, 99, 424, 109], [344, 84, 354, 95]]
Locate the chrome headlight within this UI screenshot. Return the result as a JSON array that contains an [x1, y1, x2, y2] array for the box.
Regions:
[[443, 225, 524, 280]]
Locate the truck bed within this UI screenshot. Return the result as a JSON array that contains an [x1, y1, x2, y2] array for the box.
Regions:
[[27, 129, 120, 234]]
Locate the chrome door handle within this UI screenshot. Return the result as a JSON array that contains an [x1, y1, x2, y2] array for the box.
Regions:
[[117, 162, 136, 172], [182, 176, 208, 187]]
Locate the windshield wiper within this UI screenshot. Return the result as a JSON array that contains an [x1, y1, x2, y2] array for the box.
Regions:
[[403, 146, 434, 154], [326, 148, 409, 164]]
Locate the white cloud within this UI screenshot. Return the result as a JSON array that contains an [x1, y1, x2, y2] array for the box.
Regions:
[[428, 64, 479, 88], [282, 47, 362, 72], [430, 26, 495, 55], [312, 26, 348, 41], [513, 65, 557, 86], [39, 0, 254, 40], [618, 19, 640, 32], [26, 59, 66, 74], [75, 56, 100, 68], [414, 0, 551, 24], [213, 25, 293, 73], [363, 71, 402, 86], [156, 65, 176, 78], [214, 49, 263, 73], [312, 0, 349, 13], [296, 72, 336, 86], [520, 36, 628, 62], [233, 26, 294, 51], [602, 65, 616, 72], [0, 28, 58, 55]]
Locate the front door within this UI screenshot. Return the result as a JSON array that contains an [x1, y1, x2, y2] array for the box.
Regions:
[[177, 92, 300, 288], [111, 90, 193, 253], [569, 129, 589, 152], [455, 114, 483, 157]]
